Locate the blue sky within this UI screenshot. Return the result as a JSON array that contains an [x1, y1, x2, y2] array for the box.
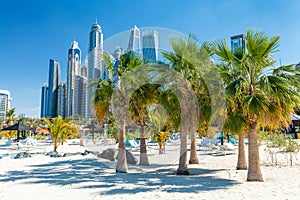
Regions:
[[0, 0, 300, 118]]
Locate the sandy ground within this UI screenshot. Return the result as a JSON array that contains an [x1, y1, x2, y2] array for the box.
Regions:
[[0, 140, 299, 200]]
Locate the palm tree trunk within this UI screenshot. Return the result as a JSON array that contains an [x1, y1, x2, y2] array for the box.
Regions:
[[116, 121, 128, 173], [158, 142, 163, 154], [237, 131, 247, 170], [139, 125, 149, 165], [53, 139, 58, 152], [177, 130, 189, 175], [189, 131, 199, 164], [247, 121, 263, 181]]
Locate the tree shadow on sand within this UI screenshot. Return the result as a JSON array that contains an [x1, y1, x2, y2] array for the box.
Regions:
[[0, 157, 240, 195]]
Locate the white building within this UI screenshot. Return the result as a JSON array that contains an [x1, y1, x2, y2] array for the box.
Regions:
[[0, 90, 12, 118]]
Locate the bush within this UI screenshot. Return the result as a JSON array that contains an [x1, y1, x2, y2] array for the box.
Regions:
[[35, 134, 46, 140]]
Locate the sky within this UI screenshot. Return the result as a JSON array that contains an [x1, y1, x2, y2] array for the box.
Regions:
[[0, 0, 300, 118]]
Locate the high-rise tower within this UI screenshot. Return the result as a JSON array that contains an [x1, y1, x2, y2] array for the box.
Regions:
[[128, 25, 140, 52], [66, 41, 81, 117], [57, 82, 67, 118], [47, 59, 60, 118], [0, 90, 11, 118], [230, 34, 246, 54], [87, 21, 103, 117], [142, 30, 158, 63], [40, 85, 48, 118]]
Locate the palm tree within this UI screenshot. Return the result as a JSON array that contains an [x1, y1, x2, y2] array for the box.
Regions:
[[130, 83, 160, 165], [98, 51, 144, 173], [162, 35, 213, 171], [213, 30, 300, 181], [42, 116, 77, 152], [148, 103, 172, 154], [6, 108, 16, 126], [214, 45, 249, 170]]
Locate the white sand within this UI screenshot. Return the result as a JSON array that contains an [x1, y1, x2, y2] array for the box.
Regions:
[[0, 141, 299, 200]]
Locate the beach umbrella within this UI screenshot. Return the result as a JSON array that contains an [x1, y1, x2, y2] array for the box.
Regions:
[[1, 121, 36, 141], [1, 121, 36, 132]]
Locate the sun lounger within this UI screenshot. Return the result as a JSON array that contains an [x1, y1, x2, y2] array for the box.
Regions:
[[0, 140, 12, 146], [125, 139, 139, 149]]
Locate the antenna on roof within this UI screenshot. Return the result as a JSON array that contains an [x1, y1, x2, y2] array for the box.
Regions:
[[96, 18, 98, 23]]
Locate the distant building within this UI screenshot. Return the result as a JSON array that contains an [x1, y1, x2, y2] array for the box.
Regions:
[[142, 30, 158, 63], [0, 90, 12, 118], [74, 75, 87, 117], [87, 21, 104, 117], [128, 25, 140, 52], [57, 82, 66, 118], [230, 34, 246, 54], [40, 85, 48, 118], [47, 59, 60, 118], [66, 41, 81, 117]]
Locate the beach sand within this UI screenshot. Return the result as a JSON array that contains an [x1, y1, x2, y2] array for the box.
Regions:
[[0, 141, 299, 200]]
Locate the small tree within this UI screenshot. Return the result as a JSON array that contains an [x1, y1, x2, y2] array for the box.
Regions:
[[42, 116, 78, 152]]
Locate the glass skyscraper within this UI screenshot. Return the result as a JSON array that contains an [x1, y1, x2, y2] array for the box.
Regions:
[[87, 21, 103, 117], [74, 75, 87, 117], [230, 34, 246, 54], [40, 85, 48, 118], [47, 59, 60, 118], [57, 82, 66, 118], [66, 41, 81, 117], [128, 25, 140, 52], [142, 30, 158, 63], [0, 90, 11, 118]]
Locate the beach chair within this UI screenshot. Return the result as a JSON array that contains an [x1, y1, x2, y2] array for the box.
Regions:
[[219, 143, 237, 155], [0, 140, 12, 146], [125, 139, 139, 150]]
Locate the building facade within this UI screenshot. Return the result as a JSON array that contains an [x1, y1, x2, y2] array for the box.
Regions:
[[57, 82, 66, 118], [142, 30, 158, 63], [66, 41, 81, 117], [230, 34, 246, 54], [47, 59, 60, 118], [0, 90, 11, 118], [128, 25, 140, 52], [40, 85, 48, 118], [74, 75, 87, 117], [87, 21, 104, 117]]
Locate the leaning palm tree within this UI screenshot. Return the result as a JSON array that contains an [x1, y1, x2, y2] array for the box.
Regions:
[[213, 30, 300, 181]]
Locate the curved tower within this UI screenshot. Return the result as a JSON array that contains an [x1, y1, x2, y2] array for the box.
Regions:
[[87, 21, 103, 117], [66, 41, 81, 116]]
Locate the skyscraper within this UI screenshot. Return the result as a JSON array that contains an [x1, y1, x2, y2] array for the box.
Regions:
[[87, 21, 103, 117], [142, 30, 158, 63], [230, 34, 246, 54], [47, 59, 60, 118], [57, 82, 66, 118], [74, 75, 87, 117], [40, 85, 48, 118], [66, 41, 81, 117], [0, 90, 11, 118], [128, 25, 140, 52]]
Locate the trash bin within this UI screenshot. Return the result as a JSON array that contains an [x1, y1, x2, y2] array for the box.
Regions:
[[297, 133, 300, 139]]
